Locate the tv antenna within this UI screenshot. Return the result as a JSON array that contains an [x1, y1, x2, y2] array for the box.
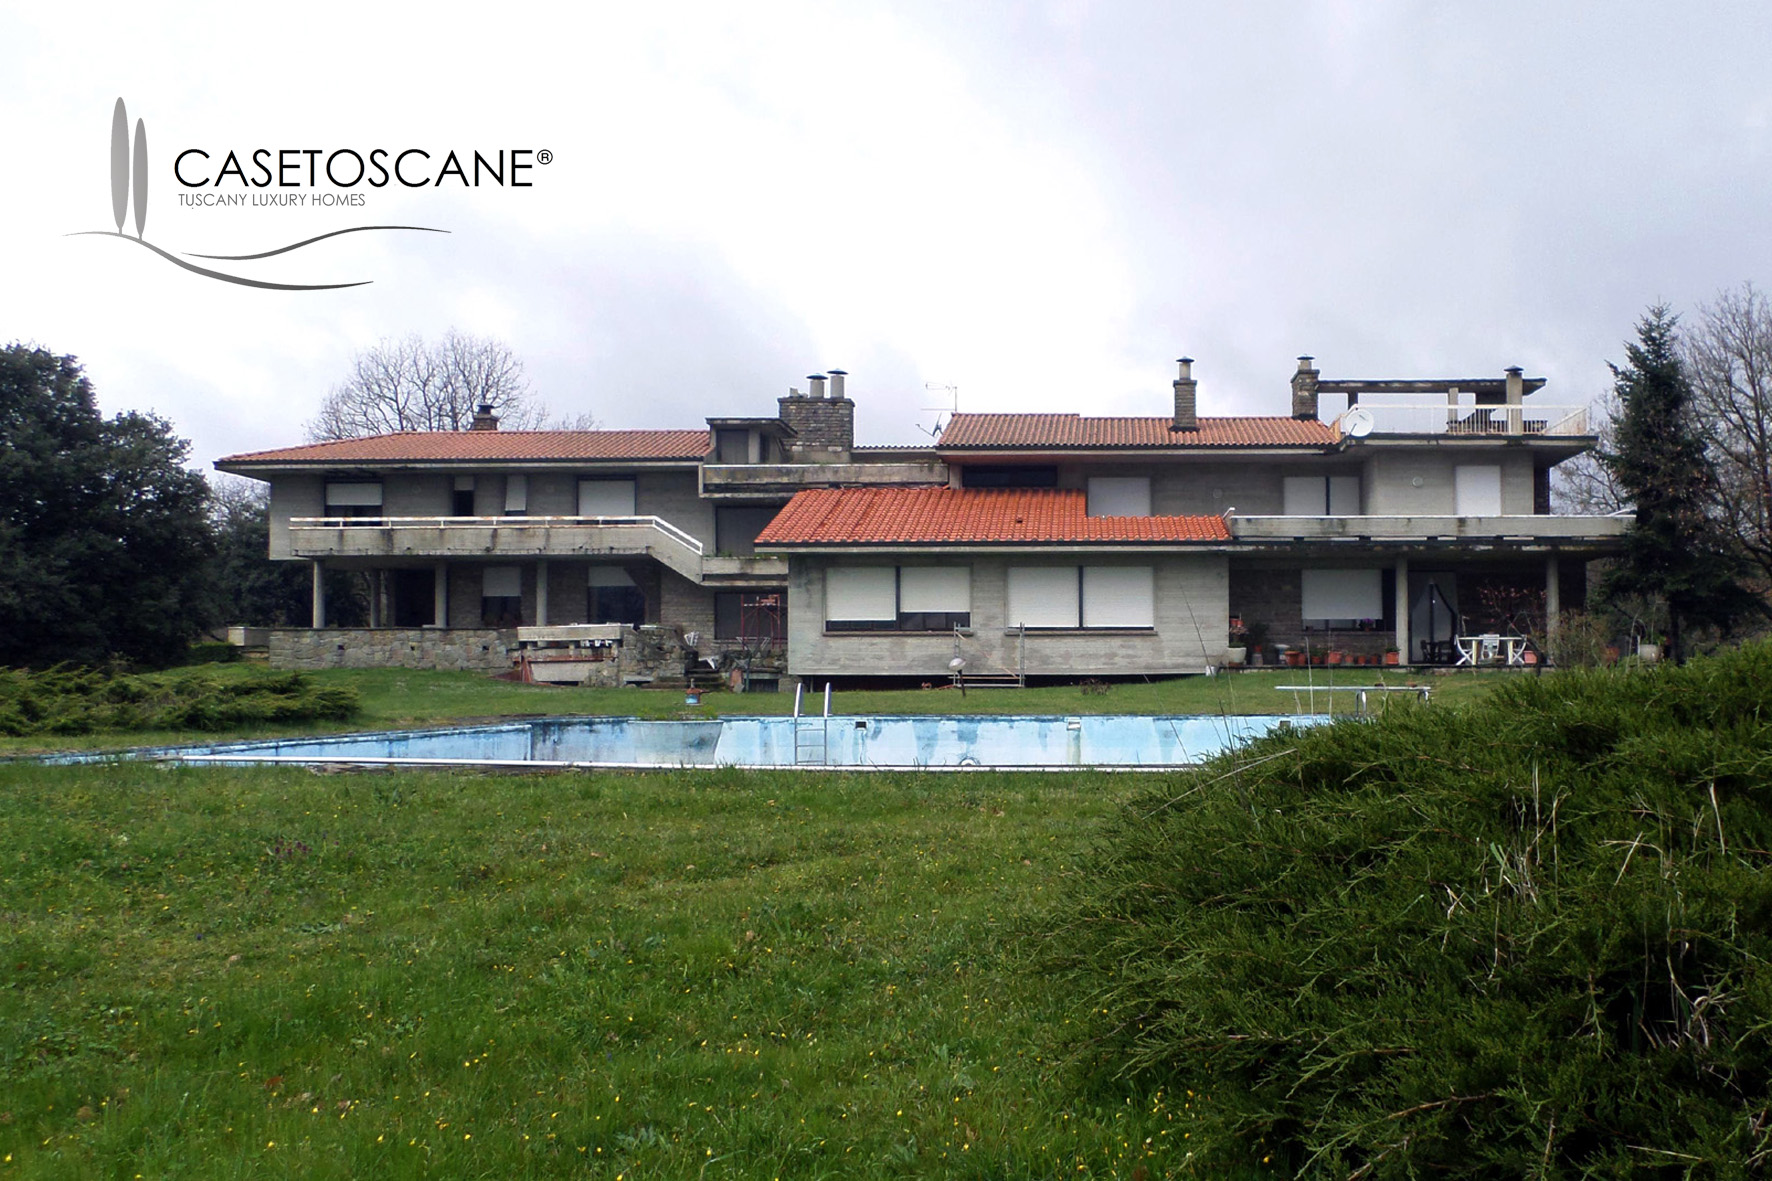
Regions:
[[919, 381, 959, 439]]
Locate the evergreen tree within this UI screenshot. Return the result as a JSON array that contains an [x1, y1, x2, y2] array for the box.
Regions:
[[1602, 305, 1760, 661], [0, 344, 215, 667]]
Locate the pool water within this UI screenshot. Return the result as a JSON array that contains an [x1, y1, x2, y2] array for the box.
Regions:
[[69, 713, 1325, 771]]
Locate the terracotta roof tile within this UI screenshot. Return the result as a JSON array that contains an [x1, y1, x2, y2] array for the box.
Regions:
[[218, 429, 712, 465], [755, 487, 1231, 546], [938, 413, 1336, 449]]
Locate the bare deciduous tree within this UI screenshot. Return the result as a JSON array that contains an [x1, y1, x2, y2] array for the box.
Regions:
[[1550, 383, 1629, 515], [306, 330, 595, 440], [1686, 281, 1772, 585]]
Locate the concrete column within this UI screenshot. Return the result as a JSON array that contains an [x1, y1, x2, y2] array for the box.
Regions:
[[368, 570, 382, 628], [536, 559, 550, 626], [1394, 556, 1410, 662], [434, 562, 448, 628], [311, 560, 326, 629], [1546, 555, 1561, 639]]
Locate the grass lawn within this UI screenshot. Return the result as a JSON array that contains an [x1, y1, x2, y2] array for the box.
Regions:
[[0, 663, 1516, 757], [0, 762, 1220, 1179]]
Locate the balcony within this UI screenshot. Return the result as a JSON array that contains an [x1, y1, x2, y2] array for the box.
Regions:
[[1228, 513, 1628, 547], [289, 515, 713, 582], [1333, 398, 1590, 438]]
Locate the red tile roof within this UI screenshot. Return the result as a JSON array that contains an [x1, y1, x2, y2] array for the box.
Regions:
[[218, 429, 712, 465], [938, 413, 1337, 449], [755, 487, 1232, 546]]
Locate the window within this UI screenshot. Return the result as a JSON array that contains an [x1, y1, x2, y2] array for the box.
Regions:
[[1086, 476, 1151, 517], [824, 567, 897, 631], [451, 475, 475, 517], [503, 474, 528, 516], [896, 566, 971, 631], [324, 481, 382, 520], [1082, 566, 1155, 628], [578, 478, 636, 518], [1454, 465, 1502, 516], [390, 569, 435, 627], [481, 566, 522, 626], [1282, 475, 1361, 515], [822, 566, 972, 632], [1301, 568, 1383, 627], [588, 566, 645, 626], [715, 505, 781, 556], [715, 591, 785, 645], [960, 465, 1058, 489], [1007, 566, 1156, 629]]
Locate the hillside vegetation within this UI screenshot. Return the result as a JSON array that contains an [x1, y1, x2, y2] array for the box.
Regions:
[[0, 666, 357, 737], [1047, 643, 1772, 1176]]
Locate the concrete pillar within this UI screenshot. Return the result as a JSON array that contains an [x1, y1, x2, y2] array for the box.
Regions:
[[368, 570, 382, 628], [1394, 556, 1410, 662], [1546, 555, 1561, 639], [536, 559, 549, 626], [311, 560, 326, 629], [434, 562, 448, 628]]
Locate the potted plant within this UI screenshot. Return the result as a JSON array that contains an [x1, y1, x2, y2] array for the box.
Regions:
[[1384, 646, 1400, 666]]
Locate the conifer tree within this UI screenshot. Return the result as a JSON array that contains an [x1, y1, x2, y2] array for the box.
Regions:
[[1603, 305, 1760, 660]]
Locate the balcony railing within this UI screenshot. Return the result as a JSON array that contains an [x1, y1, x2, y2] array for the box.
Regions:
[[1333, 399, 1590, 437], [1228, 513, 1628, 542], [293, 513, 704, 551]]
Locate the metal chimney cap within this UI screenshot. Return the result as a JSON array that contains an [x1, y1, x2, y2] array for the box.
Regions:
[[826, 368, 848, 375], [1177, 356, 1194, 365], [1504, 365, 1524, 375]]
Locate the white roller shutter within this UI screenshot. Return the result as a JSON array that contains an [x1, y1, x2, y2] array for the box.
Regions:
[[1454, 465, 1502, 516], [1283, 476, 1326, 515], [1086, 476, 1152, 517], [1083, 566, 1155, 628], [578, 478, 636, 517], [825, 567, 896, 623], [898, 566, 970, 613], [1007, 567, 1080, 628], [1301, 569, 1382, 621], [483, 567, 522, 597], [503, 474, 528, 513], [324, 482, 382, 507], [1328, 475, 1362, 516]]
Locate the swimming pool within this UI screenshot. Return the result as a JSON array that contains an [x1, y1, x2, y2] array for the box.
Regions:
[[68, 713, 1325, 771]]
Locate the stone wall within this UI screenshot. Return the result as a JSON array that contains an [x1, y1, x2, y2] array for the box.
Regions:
[[270, 628, 515, 671], [776, 394, 854, 463]]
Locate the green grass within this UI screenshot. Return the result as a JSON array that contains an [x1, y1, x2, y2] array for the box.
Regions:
[[0, 664, 1513, 756], [0, 763, 1211, 1179]]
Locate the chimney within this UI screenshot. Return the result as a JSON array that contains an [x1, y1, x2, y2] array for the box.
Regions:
[[1170, 357, 1198, 432], [469, 402, 500, 431], [1504, 365, 1524, 405], [777, 369, 854, 463], [1291, 356, 1320, 420]]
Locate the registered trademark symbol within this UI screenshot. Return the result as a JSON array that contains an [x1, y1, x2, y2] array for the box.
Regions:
[[537, 150, 553, 165]]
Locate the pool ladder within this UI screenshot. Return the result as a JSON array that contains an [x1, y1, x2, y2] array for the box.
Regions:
[[791, 682, 831, 766]]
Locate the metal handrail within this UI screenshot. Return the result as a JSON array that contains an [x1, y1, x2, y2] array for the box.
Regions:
[[290, 514, 706, 555]]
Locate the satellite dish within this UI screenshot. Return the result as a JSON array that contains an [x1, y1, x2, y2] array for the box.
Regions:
[[1342, 407, 1375, 438]]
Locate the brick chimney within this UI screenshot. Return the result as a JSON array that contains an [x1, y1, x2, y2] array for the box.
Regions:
[[1291, 356, 1320, 420], [469, 402, 500, 431], [777, 369, 854, 463], [1169, 357, 1198, 432]]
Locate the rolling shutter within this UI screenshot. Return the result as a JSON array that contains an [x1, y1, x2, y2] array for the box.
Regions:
[[503, 474, 528, 513], [1454, 465, 1502, 516], [578, 478, 636, 517], [324, 482, 382, 507], [825, 567, 896, 623], [483, 567, 522, 597], [1301, 569, 1382, 621], [1283, 476, 1326, 515], [1082, 566, 1155, 628], [1007, 567, 1080, 628], [897, 567, 970, 614], [1086, 476, 1152, 517], [1328, 475, 1361, 516]]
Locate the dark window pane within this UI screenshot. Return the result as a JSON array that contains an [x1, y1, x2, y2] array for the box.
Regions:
[[960, 465, 1058, 489]]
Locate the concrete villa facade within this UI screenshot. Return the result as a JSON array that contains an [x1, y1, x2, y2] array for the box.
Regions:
[[216, 357, 1627, 686]]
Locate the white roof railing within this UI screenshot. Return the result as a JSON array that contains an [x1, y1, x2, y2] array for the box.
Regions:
[[289, 514, 706, 555]]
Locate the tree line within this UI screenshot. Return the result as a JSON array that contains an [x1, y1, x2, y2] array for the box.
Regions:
[[0, 332, 589, 669]]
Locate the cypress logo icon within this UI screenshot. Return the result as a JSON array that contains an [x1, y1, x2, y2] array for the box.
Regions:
[[72, 98, 449, 290]]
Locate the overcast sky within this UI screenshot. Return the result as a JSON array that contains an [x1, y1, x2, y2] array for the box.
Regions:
[[3, 1, 1770, 469]]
